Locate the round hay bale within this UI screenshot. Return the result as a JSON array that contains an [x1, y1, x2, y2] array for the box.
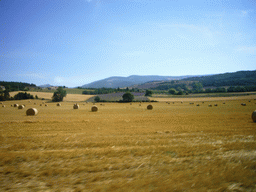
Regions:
[[208, 104, 212, 107], [196, 104, 200, 106], [57, 103, 61, 106], [91, 105, 98, 112], [241, 103, 246, 106], [147, 104, 153, 110], [14, 104, 19, 107], [18, 105, 24, 109], [26, 108, 38, 116], [73, 104, 79, 109], [40, 104, 42, 106], [0, 102, 2, 105], [252, 110, 256, 122], [45, 104, 48, 107], [34, 103, 37, 105], [2, 105, 5, 108], [11, 105, 13, 107], [214, 104, 218, 106]]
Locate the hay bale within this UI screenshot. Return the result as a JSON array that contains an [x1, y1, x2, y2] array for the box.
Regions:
[[252, 110, 256, 122], [196, 104, 200, 106], [11, 105, 13, 107], [91, 105, 98, 112], [241, 103, 246, 106], [26, 108, 38, 116], [2, 105, 5, 108], [208, 105, 212, 107], [214, 104, 218, 106], [73, 104, 79, 109], [40, 104, 42, 106], [14, 104, 19, 107], [147, 104, 153, 110], [34, 103, 37, 105], [45, 104, 48, 107], [18, 105, 24, 109], [57, 103, 61, 106]]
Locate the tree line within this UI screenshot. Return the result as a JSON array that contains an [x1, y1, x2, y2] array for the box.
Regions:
[[0, 81, 36, 91], [81, 87, 141, 95]]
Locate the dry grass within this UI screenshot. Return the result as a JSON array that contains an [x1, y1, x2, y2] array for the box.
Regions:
[[0, 97, 256, 191], [150, 94, 256, 102]]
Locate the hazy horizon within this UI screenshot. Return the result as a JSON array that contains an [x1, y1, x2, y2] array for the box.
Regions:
[[1, 0, 256, 87]]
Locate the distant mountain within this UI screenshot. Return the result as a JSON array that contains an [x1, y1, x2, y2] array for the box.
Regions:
[[81, 75, 194, 88], [183, 70, 256, 87], [39, 84, 53, 88]]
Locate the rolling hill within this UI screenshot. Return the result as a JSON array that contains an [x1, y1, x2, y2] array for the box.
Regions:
[[81, 75, 193, 88]]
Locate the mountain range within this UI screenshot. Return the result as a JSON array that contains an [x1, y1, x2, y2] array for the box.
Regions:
[[81, 75, 195, 88]]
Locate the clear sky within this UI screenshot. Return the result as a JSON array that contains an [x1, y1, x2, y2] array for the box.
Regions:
[[0, 0, 255, 87]]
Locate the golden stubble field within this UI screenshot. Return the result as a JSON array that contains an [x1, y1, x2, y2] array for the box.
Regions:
[[0, 96, 256, 191]]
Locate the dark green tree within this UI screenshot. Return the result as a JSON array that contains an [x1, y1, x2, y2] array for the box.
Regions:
[[168, 88, 177, 95], [177, 90, 184, 95], [145, 90, 153, 96], [94, 96, 101, 102], [13, 92, 34, 100], [122, 92, 134, 102], [191, 82, 203, 93], [3, 89, 10, 100], [52, 87, 67, 102]]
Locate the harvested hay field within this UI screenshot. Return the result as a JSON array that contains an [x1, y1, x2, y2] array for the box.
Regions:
[[0, 97, 256, 191], [150, 94, 256, 102]]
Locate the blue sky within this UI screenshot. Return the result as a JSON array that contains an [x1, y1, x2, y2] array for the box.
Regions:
[[0, 0, 255, 87]]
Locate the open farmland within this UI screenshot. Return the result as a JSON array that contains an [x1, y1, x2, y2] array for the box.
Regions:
[[0, 96, 256, 191]]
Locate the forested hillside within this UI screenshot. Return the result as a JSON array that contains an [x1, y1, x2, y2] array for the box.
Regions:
[[183, 70, 256, 87], [0, 81, 36, 91]]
